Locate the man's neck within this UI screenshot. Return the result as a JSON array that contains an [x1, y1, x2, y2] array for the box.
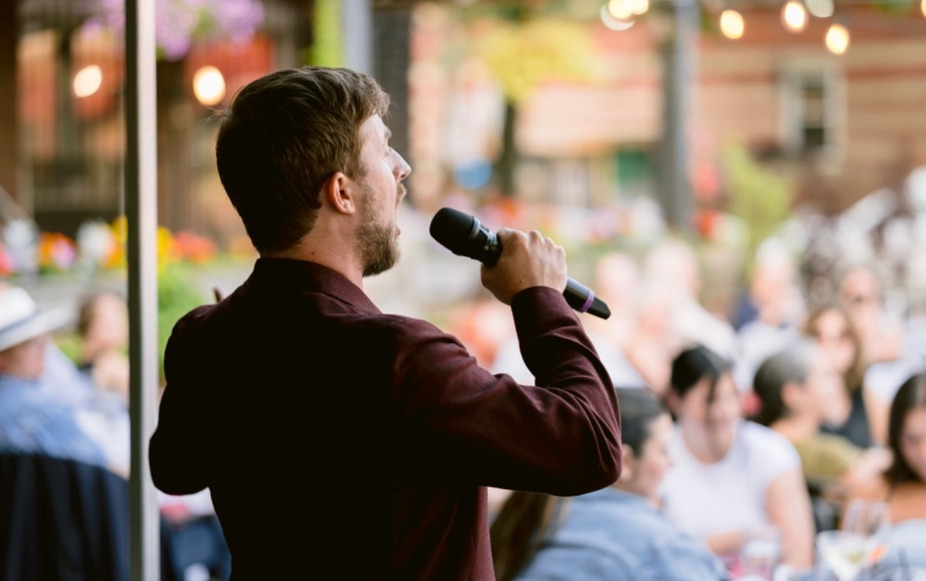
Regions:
[[266, 237, 363, 289]]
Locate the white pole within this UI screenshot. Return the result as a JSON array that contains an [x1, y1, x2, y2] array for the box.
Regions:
[[124, 0, 160, 578]]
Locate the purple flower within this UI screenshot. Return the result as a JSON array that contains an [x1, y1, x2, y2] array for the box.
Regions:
[[86, 0, 265, 60]]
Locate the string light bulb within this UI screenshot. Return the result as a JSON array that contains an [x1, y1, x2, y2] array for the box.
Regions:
[[73, 65, 102, 98], [628, 0, 650, 15], [607, 0, 634, 19], [720, 10, 745, 39], [192, 66, 226, 106], [600, 4, 635, 30], [825, 23, 850, 55], [806, 0, 834, 18], [782, 0, 808, 33]]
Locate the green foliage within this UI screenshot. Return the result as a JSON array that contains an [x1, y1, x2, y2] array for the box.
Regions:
[[54, 333, 83, 365], [306, 0, 343, 66], [722, 140, 795, 269], [477, 18, 598, 104], [158, 263, 208, 376]]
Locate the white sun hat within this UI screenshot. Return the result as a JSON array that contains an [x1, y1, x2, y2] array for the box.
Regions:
[[0, 286, 73, 352]]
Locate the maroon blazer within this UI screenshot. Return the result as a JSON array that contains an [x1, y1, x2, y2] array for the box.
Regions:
[[149, 258, 621, 580]]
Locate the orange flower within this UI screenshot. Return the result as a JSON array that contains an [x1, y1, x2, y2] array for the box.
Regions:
[[37, 232, 77, 272]]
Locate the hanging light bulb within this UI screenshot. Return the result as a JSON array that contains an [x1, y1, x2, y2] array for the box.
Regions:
[[825, 23, 850, 55], [600, 4, 635, 30], [193, 66, 226, 106], [720, 10, 745, 40], [628, 0, 650, 15], [73, 65, 103, 98], [608, 0, 634, 19], [806, 0, 834, 18], [782, 0, 808, 33]]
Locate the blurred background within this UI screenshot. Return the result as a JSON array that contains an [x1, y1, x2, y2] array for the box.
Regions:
[[2, 0, 926, 362]]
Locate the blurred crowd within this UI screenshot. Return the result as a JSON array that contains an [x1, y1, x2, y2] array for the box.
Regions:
[[463, 225, 926, 579], [0, 283, 230, 580], [3, 166, 926, 579]]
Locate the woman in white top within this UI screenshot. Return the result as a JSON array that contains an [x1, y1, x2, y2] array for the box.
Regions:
[[659, 344, 815, 571]]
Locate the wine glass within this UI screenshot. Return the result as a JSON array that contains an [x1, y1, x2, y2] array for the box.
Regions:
[[817, 500, 891, 581], [816, 529, 871, 581], [844, 500, 892, 569]]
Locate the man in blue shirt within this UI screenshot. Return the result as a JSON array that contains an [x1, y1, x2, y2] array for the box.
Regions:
[[0, 285, 109, 468]]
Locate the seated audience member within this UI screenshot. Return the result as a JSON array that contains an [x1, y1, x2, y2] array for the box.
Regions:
[[852, 373, 926, 576], [660, 345, 815, 570], [750, 339, 889, 513], [76, 290, 130, 398], [731, 242, 803, 403], [803, 303, 875, 449], [837, 262, 926, 446], [0, 286, 111, 470], [491, 388, 728, 580]]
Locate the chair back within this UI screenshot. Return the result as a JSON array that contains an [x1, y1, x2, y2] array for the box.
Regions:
[[0, 453, 130, 581]]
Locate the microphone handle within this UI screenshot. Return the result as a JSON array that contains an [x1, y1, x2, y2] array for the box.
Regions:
[[564, 279, 611, 319], [489, 232, 610, 320]]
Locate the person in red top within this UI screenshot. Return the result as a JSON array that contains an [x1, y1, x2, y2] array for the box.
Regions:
[[148, 66, 622, 580]]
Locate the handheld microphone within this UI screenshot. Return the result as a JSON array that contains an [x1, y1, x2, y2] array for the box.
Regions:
[[429, 207, 611, 320]]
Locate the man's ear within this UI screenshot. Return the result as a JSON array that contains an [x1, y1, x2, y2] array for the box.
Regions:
[[324, 171, 357, 216]]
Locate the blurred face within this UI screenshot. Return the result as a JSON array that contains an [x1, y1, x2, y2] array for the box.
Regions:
[[0, 335, 48, 380], [86, 294, 129, 354], [839, 270, 881, 338], [801, 354, 843, 420], [900, 407, 926, 481], [675, 372, 741, 458], [619, 413, 673, 500], [811, 309, 856, 376], [354, 114, 411, 277]]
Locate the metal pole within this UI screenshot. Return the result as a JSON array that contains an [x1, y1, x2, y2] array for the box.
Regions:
[[124, 0, 160, 578], [341, 0, 373, 73], [659, 0, 699, 232]]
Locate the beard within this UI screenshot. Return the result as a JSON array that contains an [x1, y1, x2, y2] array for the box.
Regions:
[[357, 188, 401, 277]]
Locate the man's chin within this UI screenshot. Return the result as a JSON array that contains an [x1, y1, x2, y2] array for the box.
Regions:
[[363, 251, 400, 278]]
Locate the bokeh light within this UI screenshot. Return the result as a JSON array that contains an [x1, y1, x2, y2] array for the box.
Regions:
[[192, 66, 226, 106], [73, 65, 102, 98]]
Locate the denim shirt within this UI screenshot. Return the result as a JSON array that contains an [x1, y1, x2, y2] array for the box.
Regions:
[[516, 487, 728, 581], [0, 373, 108, 468]]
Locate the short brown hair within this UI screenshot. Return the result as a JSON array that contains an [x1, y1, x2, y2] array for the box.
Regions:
[[215, 66, 390, 254]]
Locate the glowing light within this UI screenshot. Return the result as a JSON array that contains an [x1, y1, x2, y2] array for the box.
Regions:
[[825, 23, 850, 55], [192, 66, 226, 106], [720, 10, 745, 40], [73, 65, 102, 98], [921, 0, 926, 17], [628, 0, 650, 15], [806, 0, 834, 18], [600, 5, 635, 31], [782, 0, 808, 33], [607, 0, 634, 20]]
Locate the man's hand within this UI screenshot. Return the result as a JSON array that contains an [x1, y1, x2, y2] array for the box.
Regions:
[[480, 228, 567, 305]]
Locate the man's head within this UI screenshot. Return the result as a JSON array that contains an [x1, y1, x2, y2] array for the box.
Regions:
[[215, 66, 394, 256], [0, 286, 71, 380]]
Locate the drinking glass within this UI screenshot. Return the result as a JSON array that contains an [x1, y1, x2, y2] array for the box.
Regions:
[[816, 500, 892, 581], [816, 530, 870, 581], [740, 527, 781, 581]]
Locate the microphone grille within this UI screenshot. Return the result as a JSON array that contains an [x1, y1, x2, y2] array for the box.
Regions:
[[429, 207, 478, 256]]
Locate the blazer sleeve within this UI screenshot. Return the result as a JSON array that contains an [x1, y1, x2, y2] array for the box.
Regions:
[[388, 286, 622, 496], [149, 307, 215, 495]]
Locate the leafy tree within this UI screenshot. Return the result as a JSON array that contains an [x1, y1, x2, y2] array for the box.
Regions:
[[472, 15, 598, 196]]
